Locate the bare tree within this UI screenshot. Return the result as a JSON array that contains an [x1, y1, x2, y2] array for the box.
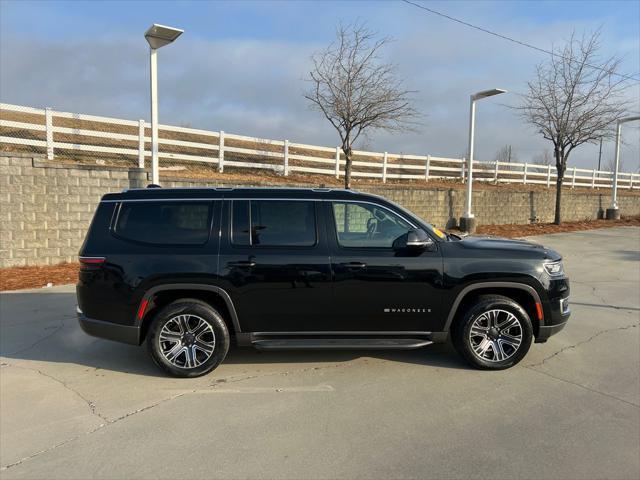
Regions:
[[606, 156, 624, 173], [305, 23, 419, 189], [533, 150, 553, 166], [517, 30, 629, 224], [494, 145, 517, 168]]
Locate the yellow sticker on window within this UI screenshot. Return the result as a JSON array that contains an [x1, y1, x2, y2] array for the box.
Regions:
[[433, 227, 446, 239]]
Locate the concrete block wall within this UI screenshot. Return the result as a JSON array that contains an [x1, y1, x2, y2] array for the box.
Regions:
[[370, 187, 636, 229], [1, 153, 639, 267], [0, 154, 146, 267]]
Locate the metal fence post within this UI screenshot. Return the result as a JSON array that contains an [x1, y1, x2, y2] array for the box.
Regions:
[[494, 161, 499, 183], [630, 174, 634, 190], [425, 155, 430, 181], [523, 163, 528, 184], [382, 152, 388, 183], [283, 139, 289, 176], [571, 166, 576, 188], [335, 147, 340, 178], [546, 165, 551, 187], [591, 169, 596, 188], [461, 158, 466, 183], [218, 130, 225, 173], [45, 107, 54, 160], [138, 119, 145, 168]]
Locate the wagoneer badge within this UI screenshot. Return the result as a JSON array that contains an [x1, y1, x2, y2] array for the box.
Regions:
[[384, 308, 431, 313]]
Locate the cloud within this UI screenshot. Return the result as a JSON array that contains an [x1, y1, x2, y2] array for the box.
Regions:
[[1, 4, 638, 171]]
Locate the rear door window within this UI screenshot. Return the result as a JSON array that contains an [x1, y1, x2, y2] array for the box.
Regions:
[[231, 200, 316, 247], [115, 201, 212, 245]]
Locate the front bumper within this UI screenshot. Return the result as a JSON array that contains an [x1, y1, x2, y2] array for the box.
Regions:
[[535, 294, 571, 343], [77, 308, 140, 345], [536, 320, 568, 343]]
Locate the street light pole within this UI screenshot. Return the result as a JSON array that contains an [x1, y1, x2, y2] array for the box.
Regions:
[[606, 115, 640, 219], [149, 47, 159, 185], [144, 24, 184, 186], [463, 97, 476, 222], [460, 88, 507, 233]]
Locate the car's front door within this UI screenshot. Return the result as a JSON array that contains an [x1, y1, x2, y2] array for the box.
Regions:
[[218, 199, 332, 332], [325, 200, 444, 332]]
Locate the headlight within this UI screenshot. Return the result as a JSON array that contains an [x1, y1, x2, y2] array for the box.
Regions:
[[544, 261, 564, 276]]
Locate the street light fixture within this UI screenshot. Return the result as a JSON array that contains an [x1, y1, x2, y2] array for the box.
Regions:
[[460, 88, 507, 233], [144, 24, 184, 185], [606, 115, 640, 220]]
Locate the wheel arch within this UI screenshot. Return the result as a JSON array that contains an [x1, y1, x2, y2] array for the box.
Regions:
[[444, 282, 543, 337], [137, 284, 241, 343]]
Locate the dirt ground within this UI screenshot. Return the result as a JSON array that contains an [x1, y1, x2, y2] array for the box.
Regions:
[[474, 216, 640, 237], [1, 217, 638, 292]]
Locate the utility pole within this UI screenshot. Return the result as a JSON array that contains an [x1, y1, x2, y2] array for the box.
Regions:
[[597, 138, 602, 175]]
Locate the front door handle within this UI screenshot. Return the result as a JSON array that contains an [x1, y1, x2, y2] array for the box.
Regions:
[[340, 262, 367, 270], [227, 261, 256, 268]]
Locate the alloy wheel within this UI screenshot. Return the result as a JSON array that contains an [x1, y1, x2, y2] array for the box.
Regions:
[[468, 309, 523, 362], [158, 314, 215, 369]]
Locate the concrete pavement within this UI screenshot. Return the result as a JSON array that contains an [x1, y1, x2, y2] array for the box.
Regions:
[[1, 227, 639, 479]]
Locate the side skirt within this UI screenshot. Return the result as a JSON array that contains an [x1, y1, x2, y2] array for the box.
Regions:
[[235, 331, 450, 349]]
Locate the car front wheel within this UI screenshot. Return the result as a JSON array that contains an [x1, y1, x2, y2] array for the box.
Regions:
[[452, 294, 533, 370], [147, 299, 230, 378]]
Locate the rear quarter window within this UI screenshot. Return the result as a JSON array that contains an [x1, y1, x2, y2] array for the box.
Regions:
[[114, 201, 212, 245]]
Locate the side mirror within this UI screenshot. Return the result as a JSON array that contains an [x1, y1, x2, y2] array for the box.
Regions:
[[405, 229, 435, 250]]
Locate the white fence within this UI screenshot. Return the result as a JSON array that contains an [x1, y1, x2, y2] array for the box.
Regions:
[[0, 102, 638, 189]]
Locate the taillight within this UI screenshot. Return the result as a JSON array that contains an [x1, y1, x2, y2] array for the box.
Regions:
[[79, 256, 106, 270]]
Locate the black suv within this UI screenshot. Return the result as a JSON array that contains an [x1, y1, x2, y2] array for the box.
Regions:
[[77, 187, 570, 377]]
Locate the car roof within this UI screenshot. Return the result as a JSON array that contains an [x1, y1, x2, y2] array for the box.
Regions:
[[101, 186, 385, 203]]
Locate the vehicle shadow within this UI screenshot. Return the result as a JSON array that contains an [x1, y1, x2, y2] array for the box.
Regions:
[[0, 290, 469, 376], [614, 250, 640, 262], [224, 343, 468, 370]]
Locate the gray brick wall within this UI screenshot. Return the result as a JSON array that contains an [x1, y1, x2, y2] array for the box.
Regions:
[[368, 186, 638, 230], [1, 153, 639, 267], [0, 154, 146, 267]]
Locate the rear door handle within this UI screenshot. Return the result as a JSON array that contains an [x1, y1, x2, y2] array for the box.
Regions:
[[227, 261, 256, 268], [340, 262, 367, 270]]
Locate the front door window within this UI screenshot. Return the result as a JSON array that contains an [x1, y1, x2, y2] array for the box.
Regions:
[[332, 202, 413, 248]]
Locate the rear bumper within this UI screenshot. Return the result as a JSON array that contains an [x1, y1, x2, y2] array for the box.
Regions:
[[77, 310, 140, 345]]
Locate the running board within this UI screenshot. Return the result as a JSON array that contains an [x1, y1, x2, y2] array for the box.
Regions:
[[252, 338, 433, 350]]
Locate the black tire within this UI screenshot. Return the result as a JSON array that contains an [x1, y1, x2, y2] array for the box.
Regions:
[[452, 294, 533, 370], [146, 299, 230, 378]]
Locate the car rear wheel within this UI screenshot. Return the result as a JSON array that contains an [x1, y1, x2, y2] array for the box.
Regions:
[[147, 299, 230, 378], [452, 294, 533, 370]]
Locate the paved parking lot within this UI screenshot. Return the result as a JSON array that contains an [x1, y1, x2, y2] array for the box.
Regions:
[[1, 227, 639, 480]]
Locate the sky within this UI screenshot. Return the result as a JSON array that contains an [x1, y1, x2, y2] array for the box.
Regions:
[[1, 0, 639, 171]]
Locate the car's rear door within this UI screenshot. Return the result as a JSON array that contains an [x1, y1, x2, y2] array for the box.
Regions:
[[217, 198, 332, 332]]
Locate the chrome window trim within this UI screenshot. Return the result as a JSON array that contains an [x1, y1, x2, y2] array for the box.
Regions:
[[101, 198, 419, 228]]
